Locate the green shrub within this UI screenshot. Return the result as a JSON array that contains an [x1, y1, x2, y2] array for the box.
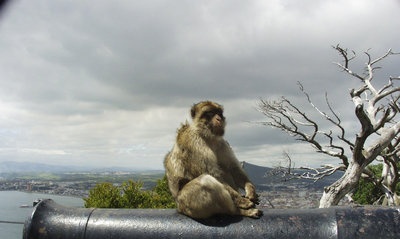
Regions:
[[84, 175, 176, 209], [84, 182, 124, 208], [352, 164, 400, 205]]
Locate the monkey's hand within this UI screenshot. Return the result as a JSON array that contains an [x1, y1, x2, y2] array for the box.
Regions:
[[244, 182, 259, 205]]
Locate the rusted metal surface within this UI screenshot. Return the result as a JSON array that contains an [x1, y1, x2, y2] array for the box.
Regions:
[[24, 199, 400, 239]]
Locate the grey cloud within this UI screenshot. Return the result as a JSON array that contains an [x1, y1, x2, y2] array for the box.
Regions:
[[0, 0, 399, 169]]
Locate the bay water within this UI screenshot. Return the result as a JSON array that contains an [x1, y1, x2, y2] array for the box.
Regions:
[[0, 191, 84, 239]]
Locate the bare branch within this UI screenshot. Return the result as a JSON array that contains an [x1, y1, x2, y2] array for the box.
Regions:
[[299, 164, 346, 181], [373, 86, 400, 106], [370, 48, 395, 65], [258, 94, 350, 163], [270, 152, 346, 183], [334, 62, 365, 81], [364, 121, 400, 164], [333, 45, 356, 69], [365, 50, 372, 65]]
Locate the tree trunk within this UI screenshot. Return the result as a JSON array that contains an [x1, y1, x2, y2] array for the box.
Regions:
[[319, 161, 362, 208], [381, 162, 399, 206], [382, 194, 400, 206]]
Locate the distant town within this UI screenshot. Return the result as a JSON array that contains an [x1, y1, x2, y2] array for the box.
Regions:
[[0, 171, 164, 198]]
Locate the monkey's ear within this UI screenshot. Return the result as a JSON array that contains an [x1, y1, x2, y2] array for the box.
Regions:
[[190, 104, 197, 119]]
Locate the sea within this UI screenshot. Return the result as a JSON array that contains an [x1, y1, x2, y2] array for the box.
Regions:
[[0, 191, 84, 239]]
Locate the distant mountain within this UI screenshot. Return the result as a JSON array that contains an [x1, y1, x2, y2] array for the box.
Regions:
[[0, 161, 162, 173], [0, 161, 77, 173], [241, 161, 272, 185]]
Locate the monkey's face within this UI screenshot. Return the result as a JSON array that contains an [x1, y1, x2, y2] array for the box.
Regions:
[[202, 108, 225, 136], [192, 101, 226, 137]]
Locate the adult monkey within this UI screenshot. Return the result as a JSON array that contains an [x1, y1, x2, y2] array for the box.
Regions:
[[164, 101, 262, 219]]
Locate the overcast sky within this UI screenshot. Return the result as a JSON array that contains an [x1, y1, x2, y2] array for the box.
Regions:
[[0, 0, 399, 170]]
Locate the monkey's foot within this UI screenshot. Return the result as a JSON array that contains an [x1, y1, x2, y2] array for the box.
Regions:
[[240, 208, 263, 219], [235, 197, 255, 209], [246, 194, 260, 205]]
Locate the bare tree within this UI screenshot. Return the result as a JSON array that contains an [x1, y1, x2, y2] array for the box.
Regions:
[[268, 151, 295, 182], [258, 46, 400, 208]]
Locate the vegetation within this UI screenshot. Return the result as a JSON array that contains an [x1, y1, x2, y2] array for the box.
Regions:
[[353, 164, 383, 205], [353, 164, 400, 205], [84, 176, 176, 209]]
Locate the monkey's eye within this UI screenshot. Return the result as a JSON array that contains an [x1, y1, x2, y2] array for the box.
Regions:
[[215, 110, 223, 117], [202, 110, 223, 119], [203, 111, 215, 119]]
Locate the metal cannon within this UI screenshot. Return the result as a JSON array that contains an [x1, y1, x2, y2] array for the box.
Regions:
[[23, 199, 400, 239]]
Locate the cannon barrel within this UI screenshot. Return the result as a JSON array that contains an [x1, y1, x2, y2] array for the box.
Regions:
[[23, 199, 400, 239]]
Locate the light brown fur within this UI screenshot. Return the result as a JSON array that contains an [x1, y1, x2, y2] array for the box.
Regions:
[[164, 101, 262, 219]]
